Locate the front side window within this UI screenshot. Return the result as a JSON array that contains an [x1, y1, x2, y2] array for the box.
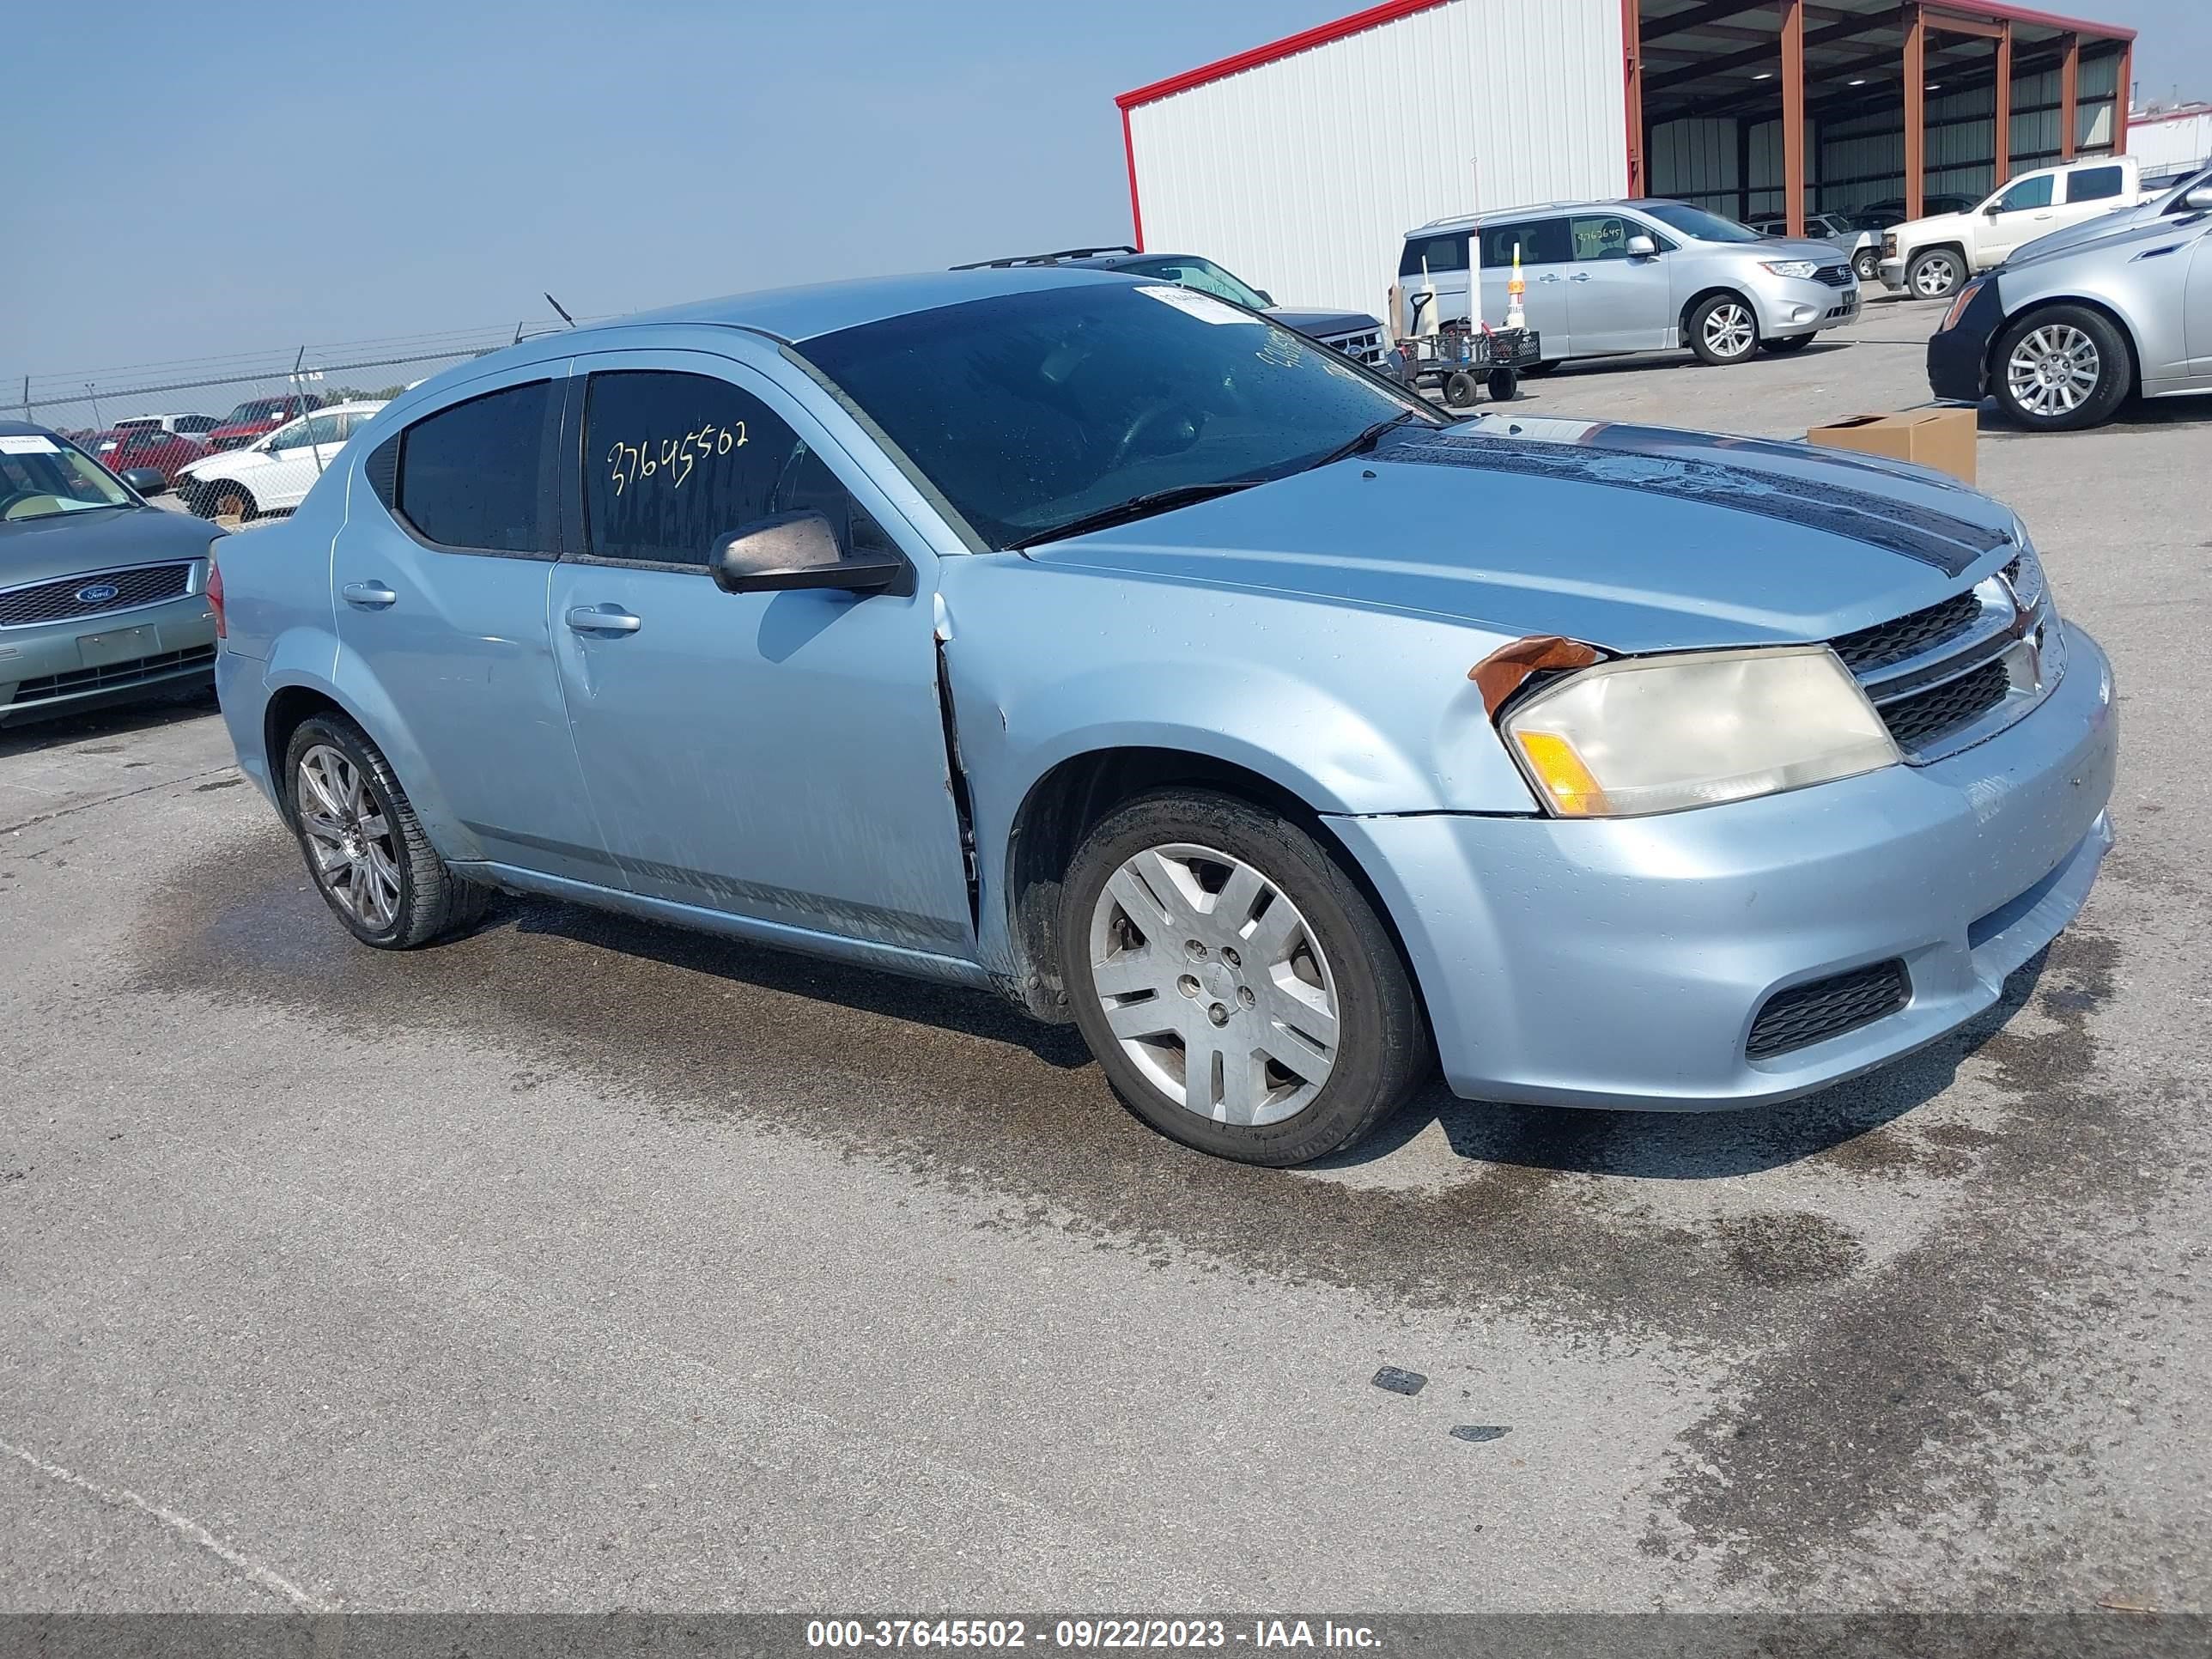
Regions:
[[798, 282, 1435, 550], [0, 435, 133, 521], [1635, 202, 1764, 244], [581, 369, 887, 568], [1996, 174, 2055, 212], [2067, 165, 2124, 204], [396, 380, 550, 552], [1569, 215, 1642, 260], [1398, 233, 1469, 276], [1125, 257, 1269, 310]]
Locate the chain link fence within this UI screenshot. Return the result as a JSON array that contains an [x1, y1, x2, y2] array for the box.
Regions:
[[14, 319, 582, 524]]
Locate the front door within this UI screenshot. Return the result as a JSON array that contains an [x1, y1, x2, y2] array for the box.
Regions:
[[1979, 173, 2060, 265], [545, 349, 975, 960], [2183, 224, 2212, 382], [331, 366, 612, 885], [1562, 214, 1673, 352]]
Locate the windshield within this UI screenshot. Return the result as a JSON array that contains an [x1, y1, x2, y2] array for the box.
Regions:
[[1121, 256, 1272, 311], [0, 434, 134, 522], [798, 281, 1435, 550], [1638, 202, 1765, 243]]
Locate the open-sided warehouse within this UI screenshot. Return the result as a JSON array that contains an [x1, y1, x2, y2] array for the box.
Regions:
[[1117, 0, 2135, 319]]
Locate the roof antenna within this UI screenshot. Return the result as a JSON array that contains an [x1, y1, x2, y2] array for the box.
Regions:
[[544, 292, 576, 328]]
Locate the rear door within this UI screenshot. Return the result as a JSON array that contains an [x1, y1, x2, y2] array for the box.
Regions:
[[2059, 161, 2130, 233], [334, 366, 611, 884], [544, 349, 975, 957], [1479, 217, 1574, 353], [2185, 223, 2212, 383], [1562, 213, 1672, 352]]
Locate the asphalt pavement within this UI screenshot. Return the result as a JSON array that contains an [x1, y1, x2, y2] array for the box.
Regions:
[[4, 296, 2208, 1615]]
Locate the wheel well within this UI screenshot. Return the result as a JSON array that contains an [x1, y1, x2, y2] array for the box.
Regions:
[[263, 686, 346, 807], [1000, 747, 1419, 1026], [1679, 286, 1752, 339], [1984, 295, 2142, 398], [1909, 241, 1968, 270]]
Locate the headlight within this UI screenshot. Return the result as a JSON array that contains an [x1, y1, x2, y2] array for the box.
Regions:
[[1502, 646, 1900, 817], [1760, 259, 1821, 279], [1939, 277, 1986, 332]]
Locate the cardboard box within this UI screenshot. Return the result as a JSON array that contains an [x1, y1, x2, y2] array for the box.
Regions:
[[1805, 406, 1978, 486]]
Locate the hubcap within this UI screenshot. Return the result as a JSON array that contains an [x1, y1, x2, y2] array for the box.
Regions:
[[2006, 324, 2102, 417], [1913, 257, 1955, 297], [1703, 303, 1754, 358], [296, 744, 401, 930], [1087, 843, 1339, 1127]]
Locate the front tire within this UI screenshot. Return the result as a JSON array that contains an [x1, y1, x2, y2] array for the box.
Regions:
[[1994, 305, 2131, 431], [1688, 294, 1759, 364], [1442, 369, 1480, 409], [283, 714, 489, 949], [1907, 247, 1963, 301], [197, 481, 259, 523], [1059, 791, 1427, 1166]]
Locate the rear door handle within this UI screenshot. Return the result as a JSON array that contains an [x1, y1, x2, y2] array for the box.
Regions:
[[566, 605, 641, 635], [1539, 272, 1563, 283], [341, 582, 397, 610], [1570, 272, 1591, 283]]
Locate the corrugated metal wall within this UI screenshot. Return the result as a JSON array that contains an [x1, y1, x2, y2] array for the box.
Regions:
[[1648, 50, 2129, 222], [2130, 108, 2212, 173], [1125, 0, 1626, 319]]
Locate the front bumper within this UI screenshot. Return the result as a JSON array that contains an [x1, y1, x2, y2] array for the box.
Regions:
[[1331, 619, 2117, 1110], [1878, 258, 1907, 290], [1752, 272, 1860, 337], [1926, 276, 2006, 402], [0, 590, 217, 726]]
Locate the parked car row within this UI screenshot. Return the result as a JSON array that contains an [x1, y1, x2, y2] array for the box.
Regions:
[[1879, 155, 2150, 300]]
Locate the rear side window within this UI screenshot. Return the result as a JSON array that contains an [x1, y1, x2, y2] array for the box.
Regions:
[[1479, 218, 1571, 267], [581, 369, 890, 568], [1399, 233, 1469, 276], [396, 380, 552, 553], [2067, 165, 2124, 204]]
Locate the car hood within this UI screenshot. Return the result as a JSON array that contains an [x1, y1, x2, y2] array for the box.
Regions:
[[1892, 211, 1973, 246], [1752, 236, 1847, 265], [1265, 306, 1382, 337], [181, 447, 267, 477], [1020, 415, 2017, 653], [0, 503, 221, 584]]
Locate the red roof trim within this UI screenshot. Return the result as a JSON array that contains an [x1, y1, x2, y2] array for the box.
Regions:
[[1115, 0, 1451, 110], [1930, 0, 2133, 40]]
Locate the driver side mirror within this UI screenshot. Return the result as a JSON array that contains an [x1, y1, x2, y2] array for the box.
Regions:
[[708, 510, 906, 596], [1984, 203, 2003, 217], [1626, 234, 1657, 257], [119, 467, 167, 495], [1255, 289, 1275, 307], [2185, 185, 2212, 212]]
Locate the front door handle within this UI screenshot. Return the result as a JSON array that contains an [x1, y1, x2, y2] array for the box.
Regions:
[[341, 581, 397, 610], [566, 605, 642, 635], [1539, 272, 1563, 283], [1570, 271, 1592, 282]]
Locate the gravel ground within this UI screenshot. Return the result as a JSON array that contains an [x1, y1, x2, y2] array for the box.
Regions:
[[3, 295, 2208, 1616]]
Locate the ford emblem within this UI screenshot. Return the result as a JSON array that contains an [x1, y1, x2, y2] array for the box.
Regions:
[[75, 583, 121, 605]]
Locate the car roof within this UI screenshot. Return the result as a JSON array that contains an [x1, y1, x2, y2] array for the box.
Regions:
[[1413, 199, 1691, 233], [614, 265, 1134, 344], [0, 419, 65, 440]]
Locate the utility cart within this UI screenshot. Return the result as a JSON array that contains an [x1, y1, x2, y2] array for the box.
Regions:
[[1394, 314, 1542, 410]]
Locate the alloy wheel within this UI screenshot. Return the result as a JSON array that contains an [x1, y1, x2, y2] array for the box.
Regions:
[[1086, 842, 1339, 1127], [2005, 324, 2102, 419], [1912, 255, 1957, 298], [296, 743, 402, 931], [1703, 302, 1755, 359]]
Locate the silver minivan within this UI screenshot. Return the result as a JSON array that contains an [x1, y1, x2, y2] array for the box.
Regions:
[[1395, 199, 1859, 368]]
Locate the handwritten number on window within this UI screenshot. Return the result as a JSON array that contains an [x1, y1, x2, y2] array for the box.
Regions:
[[605, 421, 746, 496]]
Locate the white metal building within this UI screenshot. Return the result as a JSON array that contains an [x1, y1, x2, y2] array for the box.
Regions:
[[2125, 104, 2212, 174], [1117, 0, 2135, 321]]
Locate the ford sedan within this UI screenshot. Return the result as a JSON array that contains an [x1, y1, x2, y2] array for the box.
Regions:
[[208, 269, 2115, 1165]]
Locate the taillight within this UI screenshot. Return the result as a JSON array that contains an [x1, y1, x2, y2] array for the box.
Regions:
[[205, 550, 227, 639]]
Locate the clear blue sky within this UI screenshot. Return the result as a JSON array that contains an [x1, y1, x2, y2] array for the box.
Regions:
[[7, 0, 2203, 384]]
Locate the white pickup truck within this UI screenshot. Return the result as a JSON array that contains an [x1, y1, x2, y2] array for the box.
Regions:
[[1879, 155, 2147, 300]]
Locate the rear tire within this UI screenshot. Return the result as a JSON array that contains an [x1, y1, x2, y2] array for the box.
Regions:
[[1521, 360, 1560, 378], [1993, 305, 2131, 431], [283, 714, 490, 950], [198, 481, 258, 524], [1059, 790, 1427, 1167], [1852, 248, 1881, 283], [1688, 294, 1760, 364], [1907, 247, 1963, 301]]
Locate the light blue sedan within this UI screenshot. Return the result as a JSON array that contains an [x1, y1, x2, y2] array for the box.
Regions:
[[208, 268, 2115, 1165]]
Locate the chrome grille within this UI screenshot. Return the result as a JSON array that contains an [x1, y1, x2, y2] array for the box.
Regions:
[[1833, 544, 2055, 761], [1328, 329, 1387, 367], [1814, 264, 1854, 288], [0, 562, 195, 628], [7, 644, 215, 703]]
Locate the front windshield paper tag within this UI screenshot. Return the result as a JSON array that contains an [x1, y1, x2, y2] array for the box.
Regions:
[[0, 435, 59, 454], [1136, 285, 1255, 326]]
